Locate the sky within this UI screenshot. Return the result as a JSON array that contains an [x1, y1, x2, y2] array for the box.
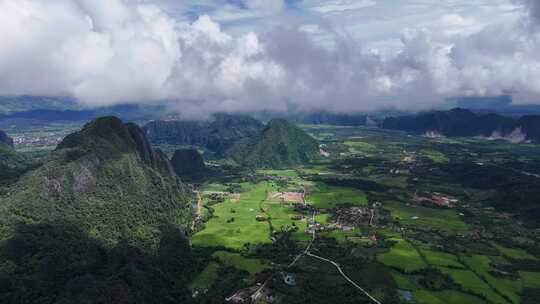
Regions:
[[0, 0, 539, 116]]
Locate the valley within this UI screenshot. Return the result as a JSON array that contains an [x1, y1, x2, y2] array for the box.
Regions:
[[2, 117, 540, 303], [158, 124, 540, 304]]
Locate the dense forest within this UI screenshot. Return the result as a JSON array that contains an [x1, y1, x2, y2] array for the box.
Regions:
[[228, 119, 320, 168], [0, 117, 196, 303]]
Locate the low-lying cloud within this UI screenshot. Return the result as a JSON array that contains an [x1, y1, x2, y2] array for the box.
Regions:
[[0, 0, 540, 117]]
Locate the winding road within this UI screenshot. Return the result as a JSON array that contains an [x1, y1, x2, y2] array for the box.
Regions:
[[257, 211, 383, 303]]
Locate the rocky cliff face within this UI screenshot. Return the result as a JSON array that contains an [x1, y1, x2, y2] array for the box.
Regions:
[[143, 113, 264, 155]]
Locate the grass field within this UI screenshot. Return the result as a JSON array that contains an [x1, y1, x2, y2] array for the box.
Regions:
[[462, 255, 522, 304], [377, 238, 426, 273], [307, 182, 368, 209], [365, 175, 409, 189], [193, 181, 308, 248], [259, 169, 299, 179], [213, 251, 270, 275], [385, 201, 469, 232], [438, 267, 508, 304], [520, 271, 540, 288], [192, 182, 276, 248], [421, 149, 450, 163], [414, 290, 486, 304], [421, 249, 464, 268], [492, 242, 537, 261], [202, 183, 229, 192], [189, 262, 220, 290], [344, 140, 377, 154], [391, 271, 418, 291]]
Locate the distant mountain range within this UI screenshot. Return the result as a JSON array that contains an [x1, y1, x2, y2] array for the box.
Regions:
[[0, 96, 80, 115], [228, 119, 319, 168], [446, 95, 540, 116], [253, 111, 374, 126], [383, 108, 540, 143]]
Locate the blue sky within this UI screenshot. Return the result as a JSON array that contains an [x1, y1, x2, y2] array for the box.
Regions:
[[152, 0, 522, 43]]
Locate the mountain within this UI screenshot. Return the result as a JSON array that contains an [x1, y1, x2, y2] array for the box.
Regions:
[[0, 117, 196, 303], [171, 148, 206, 179], [0, 116, 193, 246], [253, 111, 370, 126], [383, 108, 540, 142], [143, 113, 264, 155], [0, 95, 79, 115], [0, 129, 13, 148], [228, 119, 319, 168], [446, 95, 540, 116], [0, 104, 169, 128]]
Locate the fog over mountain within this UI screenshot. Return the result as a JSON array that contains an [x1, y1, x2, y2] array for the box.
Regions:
[[1, 0, 540, 116]]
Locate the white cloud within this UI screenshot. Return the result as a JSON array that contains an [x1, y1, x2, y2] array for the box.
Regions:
[[1, 0, 540, 117], [0, 0, 181, 106]]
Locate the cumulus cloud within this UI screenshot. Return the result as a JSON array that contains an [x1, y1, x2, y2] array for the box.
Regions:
[[0, 0, 180, 106], [1, 0, 540, 116]]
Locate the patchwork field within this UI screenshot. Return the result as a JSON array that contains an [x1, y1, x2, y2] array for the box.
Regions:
[[413, 290, 486, 304], [438, 267, 508, 304], [492, 242, 537, 261], [213, 251, 270, 275], [420, 249, 464, 268], [520, 271, 540, 288], [307, 182, 368, 209], [385, 201, 469, 232], [193, 180, 308, 249], [377, 238, 426, 273], [187, 125, 540, 303], [462, 255, 522, 304], [192, 182, 276, 248]]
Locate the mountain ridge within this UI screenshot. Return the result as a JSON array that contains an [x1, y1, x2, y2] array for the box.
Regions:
[[228, 119, 320, 168], [0, 116, 193, 248], [383, 108, 540, 142], [143, 113, 264, 155]]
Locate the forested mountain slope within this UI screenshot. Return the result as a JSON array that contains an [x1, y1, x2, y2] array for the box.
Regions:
[[228, 119, 319, 168]]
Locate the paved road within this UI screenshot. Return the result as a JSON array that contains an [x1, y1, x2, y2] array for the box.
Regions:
[[306, 252, 382, 304], [291, 212, 382, 303]]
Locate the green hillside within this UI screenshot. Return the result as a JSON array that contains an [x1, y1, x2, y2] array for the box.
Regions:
[[228, 119, 319, 168], [0, 117, 193, 247], [0, 117, 196, 303]]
